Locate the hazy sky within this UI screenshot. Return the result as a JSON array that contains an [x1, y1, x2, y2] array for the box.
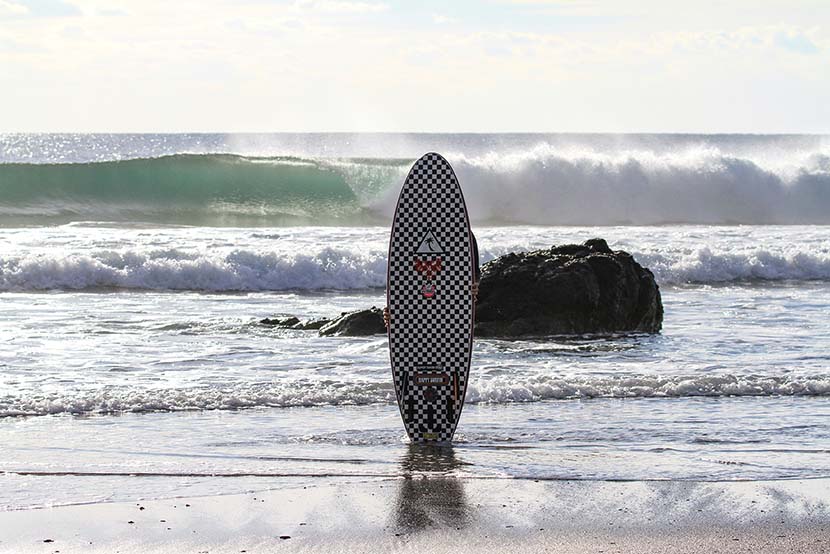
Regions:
[[1, 0, 827, 132]]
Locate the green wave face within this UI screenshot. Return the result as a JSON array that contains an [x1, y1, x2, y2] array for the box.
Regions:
[[0, 154, 405, 226]]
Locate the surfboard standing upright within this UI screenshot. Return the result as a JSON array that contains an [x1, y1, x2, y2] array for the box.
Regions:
[[387, 153, 475, 442]]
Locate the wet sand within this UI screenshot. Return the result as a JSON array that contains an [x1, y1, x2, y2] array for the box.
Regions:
[[1, 477, 828, 553]]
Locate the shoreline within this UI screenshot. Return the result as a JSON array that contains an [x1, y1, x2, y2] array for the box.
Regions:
[[2, 477, 828, 553]]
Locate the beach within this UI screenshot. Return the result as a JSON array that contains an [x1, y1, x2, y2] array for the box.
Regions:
[[2, 0, 828, 546], [2, 476, 829, 553]]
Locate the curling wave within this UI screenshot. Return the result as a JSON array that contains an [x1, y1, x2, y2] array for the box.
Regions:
[[0, 154, 403, 226], [2, 144, 830, 225]]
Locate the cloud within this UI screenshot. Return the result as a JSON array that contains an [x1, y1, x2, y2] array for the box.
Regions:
[[650, 25, 825, 57], [293, 0, 388, 13], [0, 0, 28, 16], [432, 14, 456, 25], [775, 30, 820, 54], [498, 0, 596, 4], [0, 0, 827, 132], [0, 0, 81, 18], [494, 0, 615, 15], [96, 8, 127, 17]]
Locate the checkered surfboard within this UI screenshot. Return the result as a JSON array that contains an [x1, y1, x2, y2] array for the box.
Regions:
[[387, 153, 475, 442]]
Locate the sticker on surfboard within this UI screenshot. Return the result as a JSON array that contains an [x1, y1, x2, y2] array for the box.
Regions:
[[415, 230, 444, 255], [414, 231, 444, 298]]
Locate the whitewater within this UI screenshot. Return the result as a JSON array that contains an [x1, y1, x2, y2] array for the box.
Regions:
[[1, 225, 830, 292], [2, 133, 829, 509]]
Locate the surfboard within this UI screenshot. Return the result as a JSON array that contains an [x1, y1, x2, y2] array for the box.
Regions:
[[387, 153, 475, 442]]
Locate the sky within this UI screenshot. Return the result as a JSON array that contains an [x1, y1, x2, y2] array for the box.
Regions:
[[0, 0, 827, 132]]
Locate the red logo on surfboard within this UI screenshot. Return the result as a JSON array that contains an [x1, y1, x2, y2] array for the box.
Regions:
[[414, 257, 442, 280], [416, 262, 439, 298]]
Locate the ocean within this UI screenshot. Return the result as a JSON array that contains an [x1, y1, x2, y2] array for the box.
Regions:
[[1, 133, 829, 510]]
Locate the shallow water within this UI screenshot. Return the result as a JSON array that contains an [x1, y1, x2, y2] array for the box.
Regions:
[[2, 234, 830, 508]]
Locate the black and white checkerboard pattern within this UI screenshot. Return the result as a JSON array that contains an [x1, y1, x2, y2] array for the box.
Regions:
[[388, 153, 474, 442]]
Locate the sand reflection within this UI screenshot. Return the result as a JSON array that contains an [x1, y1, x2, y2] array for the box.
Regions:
[[393, 443, 472, 532]]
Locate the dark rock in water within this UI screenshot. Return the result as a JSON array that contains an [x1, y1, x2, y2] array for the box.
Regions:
[[318, 307, 386, 336], [474, 238, 662, 337], [583, 237, 612, 253], [260, 316, 332, 330], [260, 316, 300, 327], [292, 318, 331, 330]]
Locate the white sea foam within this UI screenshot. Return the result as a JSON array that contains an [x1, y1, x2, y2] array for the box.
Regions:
[[1, 243, 829, 291], [0, 382, 395, 417], [454, 145, 830, 225], [466, 374, 830, 404], [2, 374, 828, 417], [0, 247, 388, 291], [639, 248, 830, 284]]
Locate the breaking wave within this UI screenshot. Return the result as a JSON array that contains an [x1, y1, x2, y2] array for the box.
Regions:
[[639, 247, 830, 284], [2, 374, 828, 417], [445, 144, 830, 225], [1, 145, 830, 226], [466, 374, 830, 404], [1, 244, 829, 291], [0, 154, 402, 226], [0, 247, 388, 291]]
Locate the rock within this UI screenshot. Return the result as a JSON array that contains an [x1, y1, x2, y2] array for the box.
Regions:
[[260, 316, 300, 327], [583, 237, 612, 253], [260, 316, 331, 330], [292, 318, 331, 330], [318, 307, 386, 336], [474, 238, 662, 337]]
